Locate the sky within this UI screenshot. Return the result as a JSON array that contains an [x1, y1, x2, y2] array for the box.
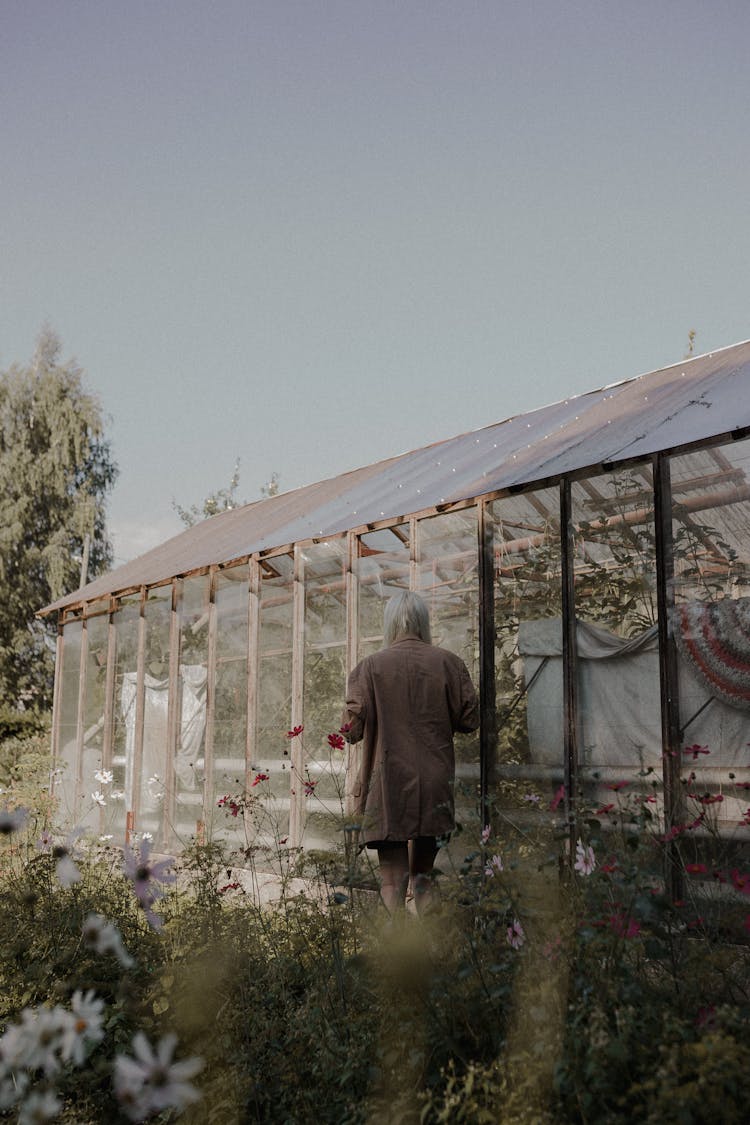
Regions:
[[2, 0, 750, 567]]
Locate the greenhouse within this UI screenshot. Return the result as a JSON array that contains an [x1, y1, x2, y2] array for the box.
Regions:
[[42, 341, 750, 868]]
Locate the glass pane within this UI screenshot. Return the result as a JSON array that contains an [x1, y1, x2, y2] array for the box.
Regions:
[[356, 525, 410, 660], [302, 541, 348, 851], [572, 466, 661, 830], [417, 508, 480, 840], [137, 586, 172, 845], [670, 438, 750, 845], [79, 614, 109, 834], [56, 620, 83, 827], [110, 595, 141, 841], [252, 554, 294, 848], [211, 566, 249, 848], [491, 489, 563, 840], [170, 577, 209, 846]]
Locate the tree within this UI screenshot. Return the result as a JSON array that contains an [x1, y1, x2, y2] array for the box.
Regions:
[[0, 329, 118, 709], [173, 462, 281, 527]]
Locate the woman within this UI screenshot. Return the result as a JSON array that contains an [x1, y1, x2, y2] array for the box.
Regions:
[[343, 591, 479, 913]]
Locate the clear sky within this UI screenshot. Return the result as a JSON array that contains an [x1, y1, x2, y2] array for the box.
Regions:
[[2, 0, 749, 566]]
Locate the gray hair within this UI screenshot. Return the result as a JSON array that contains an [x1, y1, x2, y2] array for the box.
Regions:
[[383, 591, 432, 646]]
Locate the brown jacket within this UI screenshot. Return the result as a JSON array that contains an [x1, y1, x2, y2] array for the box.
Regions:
[[343, 636, 479, 844]]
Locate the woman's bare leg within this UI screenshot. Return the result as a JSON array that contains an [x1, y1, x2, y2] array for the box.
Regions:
[[377, 844, 410, 913], [409, 836, 439, 915]]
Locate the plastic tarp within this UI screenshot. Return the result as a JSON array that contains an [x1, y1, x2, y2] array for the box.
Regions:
[[121, 665, 207, 808], [518, 615, 750, 770]]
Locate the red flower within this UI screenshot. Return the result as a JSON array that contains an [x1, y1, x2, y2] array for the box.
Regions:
[[685, 863, 708, 875], [327, 732, 345, 751], [600, 858, 618, 874], [731, 869, 750, 894], [688, 793, 723, 805], [303, 779, 317, 796], [549, 784, 565, 811], [607, 780, 629, 792], [286, 725, 304, 739], [251, 772, 269, 787], [596, 803, 615, 815], [609, 911, 641, 939], [683, 744, 710, 760], [339, 722, 352, 734]]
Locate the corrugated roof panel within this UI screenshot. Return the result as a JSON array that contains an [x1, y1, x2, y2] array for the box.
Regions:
[[43, 339, 750, 614]]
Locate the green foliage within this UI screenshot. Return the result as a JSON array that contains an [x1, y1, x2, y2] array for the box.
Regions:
[[3, 757, 750, 1122], [0, 329, 117, 708]]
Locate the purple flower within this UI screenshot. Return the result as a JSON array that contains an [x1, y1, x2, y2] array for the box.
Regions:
[[123, 840, 175, 930]]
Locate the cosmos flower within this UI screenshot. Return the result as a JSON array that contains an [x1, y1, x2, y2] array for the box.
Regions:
[[82, 913, 135, 969], [123, 840, 175, 930], [94, 768, 114, 785], [60, 990, 105, 1065], [574, 838, 596, 877], [507, 919, 525, 949], [114, 1032, 203, 1122], [484, 854, 504, 877]]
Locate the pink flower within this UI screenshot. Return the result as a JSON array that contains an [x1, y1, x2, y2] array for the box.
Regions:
[[574, 839, 596, 877], [549, 784, 565, 811], [327, 732, 345, 751], [286, 725, 304, 739], [684, 744, 711, 760], [596, 803, 615, 815], [480, 824, 491, 845], [303, 779, 317, 797], [339, 723, 352, 734], [484, 854, 504, 877], [251, 772, 269, 787], [507, 918, 525, 949], [523, 793, 541, 804], [123, 840, 175, 930]]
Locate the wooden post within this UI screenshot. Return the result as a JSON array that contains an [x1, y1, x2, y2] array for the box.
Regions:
[[654, 453, 685, 902], [101, 603, 117, 776], [74, 614, 89, 822], [129, 588, 148, 830], [162, 581, 181, 849], [289, 545, 306, 847], [560, 480, 579, 864], [477, 500, 496, 830], [203, 568, 218, 833], [246, 560, 261, 800]]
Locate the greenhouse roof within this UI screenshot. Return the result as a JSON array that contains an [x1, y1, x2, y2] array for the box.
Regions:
[[43, 338, 750, 614]]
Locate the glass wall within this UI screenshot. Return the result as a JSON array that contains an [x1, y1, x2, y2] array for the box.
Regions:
[[56, 617, 83, 826], [254, 554, 294, 848], [356, 525, 410, 660], [670, 437, 750, 837], [136, 585, 172, 845], [302, 540, 348, 850], [489, 489, 563, 836], [571, 466, 661, 822], [169, 576, 209, 846], [110, 594, 140, 840], [78, 612, 109, 833], [211, 566, 250, 847], [417, 508, 480, 837]]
